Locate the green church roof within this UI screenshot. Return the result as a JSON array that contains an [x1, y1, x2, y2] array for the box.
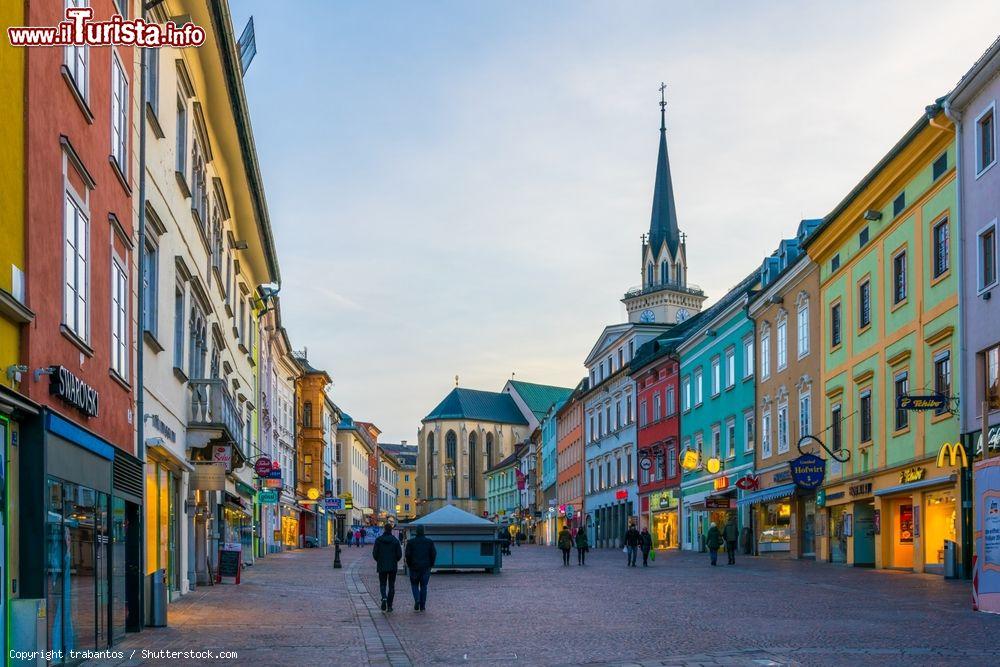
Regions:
[[508, 380, 574, 420], [423, 388, 528, 425]]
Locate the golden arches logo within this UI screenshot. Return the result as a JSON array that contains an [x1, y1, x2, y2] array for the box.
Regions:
[[936, 442, 968, 468]]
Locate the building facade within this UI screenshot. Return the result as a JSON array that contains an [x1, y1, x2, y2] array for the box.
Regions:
[[293, 354, 331, 544], [485, 448, 521, 525], [745, 222, 821, 558], [805, 109, 962, 573], [336, 414, 376, 531], [678, 273, 759, 552], [381, 441, 417, 520]]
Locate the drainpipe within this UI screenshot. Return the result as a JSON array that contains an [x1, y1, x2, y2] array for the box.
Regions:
[[135, 8, 150, 630], [942, 99, 972, 579]]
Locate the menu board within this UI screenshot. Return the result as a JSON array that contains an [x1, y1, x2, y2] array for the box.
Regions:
[[899, 504, 914, 544], [217, 548, 242, 584]]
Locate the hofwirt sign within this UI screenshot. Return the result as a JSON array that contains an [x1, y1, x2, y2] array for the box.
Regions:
[[789, 454, 826, 490], [48, 365, 99, 417]]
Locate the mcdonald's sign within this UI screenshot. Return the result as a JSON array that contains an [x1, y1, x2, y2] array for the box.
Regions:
[[936, 442, 968, 468]]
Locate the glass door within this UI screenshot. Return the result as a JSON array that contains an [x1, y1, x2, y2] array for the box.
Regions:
[[110, 497, 127, 643], [801, 498, 816, 558], [95, 492, 109, 648]]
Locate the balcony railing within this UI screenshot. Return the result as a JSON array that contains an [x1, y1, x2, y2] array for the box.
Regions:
[[624, 281, 705, 299], [189, 378, 243, 445]]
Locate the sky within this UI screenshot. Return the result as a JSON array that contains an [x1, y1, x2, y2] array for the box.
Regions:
[[229, 1, 1000, 444]]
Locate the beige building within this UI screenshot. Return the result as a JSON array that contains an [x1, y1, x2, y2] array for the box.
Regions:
[[336, 414, 377, 529]]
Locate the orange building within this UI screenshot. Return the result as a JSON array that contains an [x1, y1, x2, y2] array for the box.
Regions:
[[556, 380, 588, 531], [294, 354, 331, 543]]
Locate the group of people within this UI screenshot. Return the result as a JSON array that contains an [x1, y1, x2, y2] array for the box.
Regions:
[[342, 528, 367, 547], [622, 523, 655, 567], [371, 524, 437, 612], [556, 526, 590, 565], [704, 515, 740, 566]]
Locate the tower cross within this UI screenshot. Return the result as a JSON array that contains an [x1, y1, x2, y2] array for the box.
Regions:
[[659, 82, 667, 131]]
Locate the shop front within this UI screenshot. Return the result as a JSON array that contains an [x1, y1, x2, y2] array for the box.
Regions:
[[19, 411, 143, 661], [646, 489, 678, 549], [739, 467, 818, 558], [145, 445, 190, 601], [681, 478, 740, 552]]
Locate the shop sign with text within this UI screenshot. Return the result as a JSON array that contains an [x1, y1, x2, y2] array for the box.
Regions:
[[849, 481, 873, 497], [49, 365, 99, 417], [899, 467, 926, 484], [789, 454, 826, 490], [897, 394, 949, 411]]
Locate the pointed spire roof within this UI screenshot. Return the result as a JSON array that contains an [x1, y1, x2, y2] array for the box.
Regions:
[[648, 84, 681, 258]]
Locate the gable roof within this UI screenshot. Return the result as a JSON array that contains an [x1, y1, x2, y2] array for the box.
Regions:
[[506, 380, 574, 420], [423, 388, 528, 425], [409, 503, 496, 527], [486, 443, 526, 473]]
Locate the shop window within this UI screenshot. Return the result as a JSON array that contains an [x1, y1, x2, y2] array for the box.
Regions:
[[757, 500, 791, 553], [924, 489, 957, 568]]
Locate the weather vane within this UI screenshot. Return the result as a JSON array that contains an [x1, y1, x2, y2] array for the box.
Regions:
[[454, 374, 459, 387], [659, 82, 667, 130]]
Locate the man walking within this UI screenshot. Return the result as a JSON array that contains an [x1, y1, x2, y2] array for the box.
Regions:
[[557, 525, 573, 566], [640, 527, 653, 567], [624, 522, 641, 567], [372, 524, 402, 612], [723, 515, 739, 565], [405, 525, 437, 612]]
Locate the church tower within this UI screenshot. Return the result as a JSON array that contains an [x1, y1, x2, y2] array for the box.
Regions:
[[623, 86, 707, 325]]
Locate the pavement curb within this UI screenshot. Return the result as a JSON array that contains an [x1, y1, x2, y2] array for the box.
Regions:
[[346, 559, 412, 667]]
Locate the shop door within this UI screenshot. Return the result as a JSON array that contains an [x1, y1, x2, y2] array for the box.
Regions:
[[888, 498, 914, 570], [110, 497, 127, 643], [829, 506, 847, 563], [801, 498, 816, 558], [853, 502, 876, 567]]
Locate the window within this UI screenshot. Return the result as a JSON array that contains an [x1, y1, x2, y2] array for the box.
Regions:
[[173, 284, 185, 367], [859, 390, 872, 443], [111, 54, 128, 171], [694, 368, 703, 405], [191, 136, 208, 224], [646, 262, 654, 287], [977, 104, 995, 174], [760, 327, 770, 379], [711, 357, 720, 396], [725, 419, 736, 460], [653, 393, 661, 421], [744, 412, 755, 453], [145, 44, 159, 116], [892, 251, 907, 304], [831, 302, 842, 347], [799, 392, 811, 439], [859, 226, 869, 247], [776, 316, 787, 370], [831, 404, 842, 452], [932, 153, 948, 180], [725, 347, 735, 388], [797, 297, 809, 357], [934, 352, 951, 416], [777, 402, 789, 454], [682, 377, 691, 411], [711, 425, 721, 458], [858, 280, 871, 329], [660, 261, 668, 284], [666, 386, 676, 415], [639, 399, 647, 427], [615, 400, 622, 430], [142, 240, 158, 335], [695, 434, 704, 464], [979, 222, 997, 291], [743, 336, 754, 378], [111, 258, 128, 376], [597, 412, 603, 438], [667, 445, 676, 478], [303, 455, 313, 482], [176, 97, 187, 175], [933, 218, 949, 278], [629, 340, 634, 359], [987, 345, 1000, 409], [761, 409, 772, 459], [64, 0, 88, 99], [831, 254, 840, 272], [894, 371, 909, 431], [64, 193, 88, 340], [893, 192, 906, 217]]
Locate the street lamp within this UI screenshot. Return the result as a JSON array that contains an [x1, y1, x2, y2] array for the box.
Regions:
[[444, 460, 456, 503]]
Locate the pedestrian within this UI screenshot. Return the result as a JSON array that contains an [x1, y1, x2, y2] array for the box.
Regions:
[[623, 522, 641, 567], [372, 524, 402, 612], [500, 530, 511, 555], [723, 515, 739, 565], [575, 527, 589, 565], [640, 527, 653, 567], [706, 521, 722, 566], [356, 528, 363, 546], [557, 526, 572, 566], [405, 525, 437, 612]]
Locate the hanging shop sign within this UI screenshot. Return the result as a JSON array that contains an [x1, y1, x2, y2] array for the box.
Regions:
[[323, 497, 344, 511], [48, 365, 99, 417], [639, 456, 653, 471], [190, 463, 226, 490], [789, 454, 826, 490], [680, 448, 699, 472], [212, 445, 233, 471], [735, 474, 760, 491], [516, 469, 527, 490], [816, 489, 826, 508], [340, 491, 354, 510], [565, 504, 575, 519], [705, 497, 734, 510], [849, 481, 873, 497], [258, 489, 278, 504], [937, 442, 968, 468], [897, 394, 949, 411], [266, 467, 282, 479], [264, 477, 282, 489], [615, 489, 628, 500], [899, 467, 926, 484], [713, 476, 730, 491], [651, 490, 677, 510], [705, 457, 722, 474], [254, 456, 273, 477]]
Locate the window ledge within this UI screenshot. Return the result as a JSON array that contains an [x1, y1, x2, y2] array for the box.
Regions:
[[146, 103, 165, 139], [930, 270, 951, 287], [109, 155, 132, 195], [61, 66, 94, 124], [858, 324, 872, 335], [60, 324, 94, 357], [109, 368, 131, 391], [175, 171, 191, 199], [0, 288, 35, 324], [976, 159, 996, 180], [143, 330, 165, 353], [892, 426, 911, 437], [172, 366, 189, 384]]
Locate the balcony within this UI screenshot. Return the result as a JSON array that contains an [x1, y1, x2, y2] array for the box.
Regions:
[[623, 281, 705, 300], [188, 378, 243, 449]]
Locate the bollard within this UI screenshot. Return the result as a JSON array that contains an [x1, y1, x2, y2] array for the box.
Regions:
[[333, 542, 343, 569]]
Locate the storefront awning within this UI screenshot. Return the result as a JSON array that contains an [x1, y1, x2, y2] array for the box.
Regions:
[[737, 483, 797, 506], [874, 474, 955, 497]]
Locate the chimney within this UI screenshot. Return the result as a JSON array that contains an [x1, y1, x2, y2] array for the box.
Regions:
[[401, 440, 407, 445]]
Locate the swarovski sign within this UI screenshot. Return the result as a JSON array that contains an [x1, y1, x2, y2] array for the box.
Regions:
[[48, 365, 99, 418]]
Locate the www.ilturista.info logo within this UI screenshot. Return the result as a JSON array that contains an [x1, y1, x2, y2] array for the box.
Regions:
[[7, 7, 205, 48]]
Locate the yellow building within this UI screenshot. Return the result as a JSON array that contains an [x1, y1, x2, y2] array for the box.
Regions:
[[381, 442, 417, 520]]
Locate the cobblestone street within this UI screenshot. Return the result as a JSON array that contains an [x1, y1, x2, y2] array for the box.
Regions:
[[88, 543, 1000, 667]]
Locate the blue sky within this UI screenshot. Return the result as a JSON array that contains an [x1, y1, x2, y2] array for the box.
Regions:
[[230, 1, 1000, 443]]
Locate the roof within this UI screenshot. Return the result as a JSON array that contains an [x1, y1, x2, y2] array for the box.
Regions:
[[507, 380, 574, 420], [946, 35, 1000, 109], [409, 504, 496, 528], [485, 444, 526, 473], [648, 100, 681, 258], [629, 309, 707, 372], [380, 442, 418, 467], [423, 388, 528, 425]]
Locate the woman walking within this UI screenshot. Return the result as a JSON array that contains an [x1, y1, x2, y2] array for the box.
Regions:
[[706, 521, 722, 566], [575, 527, 589, 565], [640, 527, 653, 567], [557, 526, 573, 566]]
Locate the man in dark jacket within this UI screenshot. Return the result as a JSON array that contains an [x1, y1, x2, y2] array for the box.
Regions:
[[639, 527, 653, 567], [372, 524, 403, 611], [624, 523, 641, 567], [404, 525, 437, 611], [723, 515, 739, 565]]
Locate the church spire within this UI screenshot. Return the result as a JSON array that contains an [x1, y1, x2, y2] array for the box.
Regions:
[[648, 83, 681, 259]]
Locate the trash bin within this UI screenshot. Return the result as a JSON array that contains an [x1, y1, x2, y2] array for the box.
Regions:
[[943, 540, 957, 579], [149, 569, 168, 627]]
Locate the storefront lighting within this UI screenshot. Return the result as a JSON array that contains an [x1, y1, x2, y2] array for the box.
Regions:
[[706, 457, 722, 474]]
